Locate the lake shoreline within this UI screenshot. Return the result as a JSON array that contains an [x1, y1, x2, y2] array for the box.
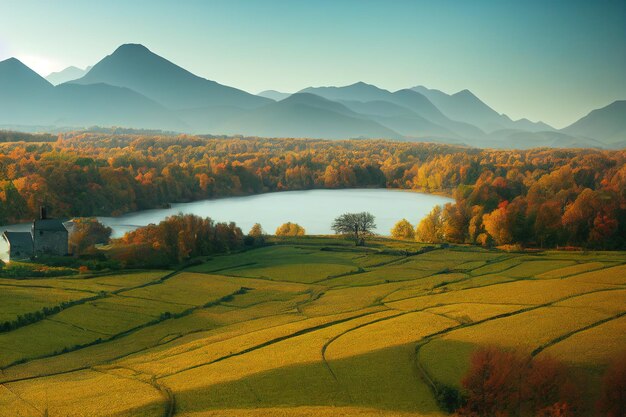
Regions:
[[0, 186, 455, 228], [1, 189, 454, 258]]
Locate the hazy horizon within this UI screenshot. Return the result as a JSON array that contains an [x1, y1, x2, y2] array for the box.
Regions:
[[1, 0, 624, 128]]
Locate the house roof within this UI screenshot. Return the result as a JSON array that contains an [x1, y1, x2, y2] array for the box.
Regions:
[[33, 219, 68, 232], [2, 231, 33, 247]]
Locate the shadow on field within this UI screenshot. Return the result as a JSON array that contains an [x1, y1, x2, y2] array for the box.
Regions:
[[170, 344, 441, 415]]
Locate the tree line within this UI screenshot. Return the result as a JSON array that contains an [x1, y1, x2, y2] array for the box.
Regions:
[[0, 133, 624, 248]]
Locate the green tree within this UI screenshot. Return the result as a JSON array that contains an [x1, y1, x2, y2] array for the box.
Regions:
[[332, 212, 376, 246]]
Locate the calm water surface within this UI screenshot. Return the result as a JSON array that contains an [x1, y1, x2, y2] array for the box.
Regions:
[[0, 189, 452, 260]]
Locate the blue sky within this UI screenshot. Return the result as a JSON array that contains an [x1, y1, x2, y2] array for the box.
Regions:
[[1, 0, 624, 127]]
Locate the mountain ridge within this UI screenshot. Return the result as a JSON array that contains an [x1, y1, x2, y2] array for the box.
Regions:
[[69, 43, 271, 110], [0, 46, 622, 148]]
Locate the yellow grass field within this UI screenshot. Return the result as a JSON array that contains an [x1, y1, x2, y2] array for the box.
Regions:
[[0, 239, 623, 416]]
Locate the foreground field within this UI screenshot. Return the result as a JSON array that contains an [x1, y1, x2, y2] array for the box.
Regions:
[[0, 238, 624, 416]]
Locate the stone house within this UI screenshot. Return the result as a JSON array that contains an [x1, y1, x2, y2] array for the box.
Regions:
[[2, 207, 69, 262]]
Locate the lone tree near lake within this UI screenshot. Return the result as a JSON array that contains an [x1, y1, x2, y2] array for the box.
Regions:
[[332, 212, 376, 246]]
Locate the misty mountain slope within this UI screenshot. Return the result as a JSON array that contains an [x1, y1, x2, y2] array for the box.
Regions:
[[391, 89, 485, 139], [302, 83, 484, 140], [337, 100, 415, 117], [337, 99, 463, 138], [258, 90, 291, 101], [70, 44, 271, 110], [370, 113, 458, 139], [0, 58, 185, 130], [177, 105, 247, 133], [485, 129, 604, 149], [46, 66, 91, 85], [413, 85, 509, 132], [0, 58, 53, 94], [0, 58, 57, 125], [218, 93, 402, 139], [299, 81, 393, 102], [563, 101, 626, 146], [53, 83, 186, 130], [412, 85, 553, 133]]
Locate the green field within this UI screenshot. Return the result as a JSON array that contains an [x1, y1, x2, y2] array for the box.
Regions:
[[0, 238, 624, 416]]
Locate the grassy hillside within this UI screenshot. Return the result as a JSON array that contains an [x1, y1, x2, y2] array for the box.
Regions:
[[0, 238, 624, 416]]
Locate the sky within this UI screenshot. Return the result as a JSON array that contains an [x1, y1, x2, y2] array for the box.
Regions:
[[0, 0, 624, 128]]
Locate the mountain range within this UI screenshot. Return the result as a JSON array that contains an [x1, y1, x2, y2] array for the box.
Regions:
[[46, 66, 92, 85], [1, 43, 624, 149]]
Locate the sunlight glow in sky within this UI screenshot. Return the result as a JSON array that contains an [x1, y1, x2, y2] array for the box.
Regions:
[[1, 0, 624, 128]]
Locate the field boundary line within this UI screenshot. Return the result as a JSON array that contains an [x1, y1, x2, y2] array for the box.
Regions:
[[531, 310, 626, 357], [162, 309, 391, 378], [0, 382, 44, 416], [412, 286, 626, 407], [0, 287, 250, 377]]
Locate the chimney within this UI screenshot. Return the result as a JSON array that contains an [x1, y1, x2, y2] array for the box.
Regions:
[[40, 206, 47, 220]]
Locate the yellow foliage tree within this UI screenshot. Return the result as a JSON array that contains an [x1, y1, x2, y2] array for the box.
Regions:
[[391, 218, 415, 240], [275, 222, 306, 236], [248, 223, 264, 237], [415, 205, 444, 243]]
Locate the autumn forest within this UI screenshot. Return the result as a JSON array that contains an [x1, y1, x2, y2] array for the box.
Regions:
[[0, 131, 624, 249]]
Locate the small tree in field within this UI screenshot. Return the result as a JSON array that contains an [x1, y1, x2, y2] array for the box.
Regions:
[[275, 222, 305, 237], [391, 218, 415, 240], [332, 212, 376, 246]]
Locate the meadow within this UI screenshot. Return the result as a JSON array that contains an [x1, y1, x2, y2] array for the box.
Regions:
[[0, 237, 623, 416]]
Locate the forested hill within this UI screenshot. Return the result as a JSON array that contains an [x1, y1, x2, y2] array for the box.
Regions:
[[0, 133, 624, 248]]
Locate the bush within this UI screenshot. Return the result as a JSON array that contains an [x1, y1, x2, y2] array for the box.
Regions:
[[435, 383, 464, 413]]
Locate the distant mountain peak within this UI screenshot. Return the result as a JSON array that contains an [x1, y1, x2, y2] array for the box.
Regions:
[[347, 81, 386, 90], [70, 43, 270, 110], [113, 43, 152, 54], [0, 57, 52, 90], [453, 89, 475, 97], [1, 57, 29, 70], [257, 90, 291, 101], [46, 65, 91, 85]]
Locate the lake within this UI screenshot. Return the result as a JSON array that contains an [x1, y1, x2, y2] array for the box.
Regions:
[[0, 189, 452, 260]]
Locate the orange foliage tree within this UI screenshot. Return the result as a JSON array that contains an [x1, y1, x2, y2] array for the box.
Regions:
[[456, 347, 581, 417]]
